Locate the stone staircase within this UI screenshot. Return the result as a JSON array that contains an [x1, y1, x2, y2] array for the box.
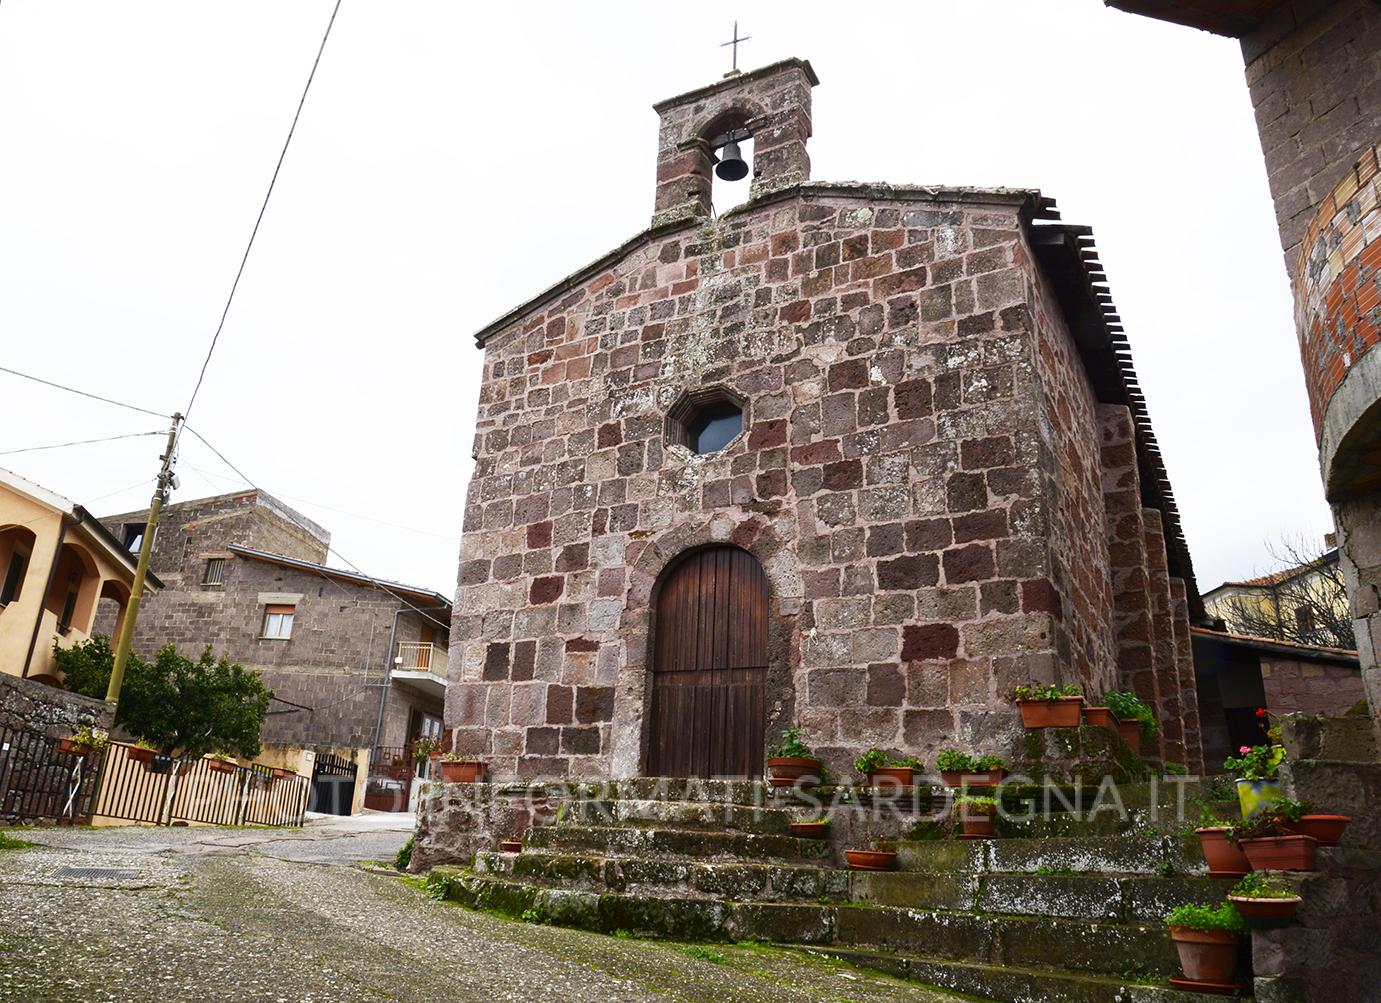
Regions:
[[431, 777, 1250, 1002]]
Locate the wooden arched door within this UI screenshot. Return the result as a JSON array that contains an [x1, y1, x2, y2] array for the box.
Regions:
[[646, 546, 769, 778]]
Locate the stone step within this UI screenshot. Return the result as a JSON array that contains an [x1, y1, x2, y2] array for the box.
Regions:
[[892, 834, 1205, 876], [441, 871, 1182, 981], [555, 798, 795, 835], [607, 777, 774, 805], [850, 869, 1230, 922], [799, 946, 1251, 1003], [522, 823, 833, 864], [474, 850, 849, 902]]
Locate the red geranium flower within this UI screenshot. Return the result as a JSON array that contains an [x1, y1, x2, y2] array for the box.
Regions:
[[1256, 707, 1268, 718]]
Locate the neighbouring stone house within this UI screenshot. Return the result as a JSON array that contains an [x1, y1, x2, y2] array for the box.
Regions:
[[93, 490, 451, 808], [444, 58, 1207, 783]]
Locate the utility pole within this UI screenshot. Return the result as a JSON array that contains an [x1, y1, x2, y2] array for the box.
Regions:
[[106, 412, 182, 711]]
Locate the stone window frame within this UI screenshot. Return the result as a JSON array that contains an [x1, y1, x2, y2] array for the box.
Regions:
[[665, 385, 749, 457], [202, 556, 226, 587]]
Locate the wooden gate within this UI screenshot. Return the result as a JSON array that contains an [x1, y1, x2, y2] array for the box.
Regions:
[[646, 546, 769, 778]]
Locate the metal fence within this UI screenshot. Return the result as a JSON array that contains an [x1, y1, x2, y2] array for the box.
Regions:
[[93, 742, 310, 827], [0, 725, 101, 823]]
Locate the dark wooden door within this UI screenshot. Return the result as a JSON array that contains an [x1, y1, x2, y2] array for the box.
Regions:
[[646, 546, 768, 778]]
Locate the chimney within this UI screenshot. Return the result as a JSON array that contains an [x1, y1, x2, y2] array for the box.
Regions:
[[650, 58, 819, 226]]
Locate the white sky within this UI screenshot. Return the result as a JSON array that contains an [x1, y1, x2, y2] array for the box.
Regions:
[[0, 1, 1333, 598]]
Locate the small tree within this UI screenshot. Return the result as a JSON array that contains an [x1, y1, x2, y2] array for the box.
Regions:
[[55, 637, 273, 760], [1216, 537, 1354, 650]]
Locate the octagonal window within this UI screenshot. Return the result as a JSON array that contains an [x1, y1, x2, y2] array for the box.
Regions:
[[667, 387, 746, 456]]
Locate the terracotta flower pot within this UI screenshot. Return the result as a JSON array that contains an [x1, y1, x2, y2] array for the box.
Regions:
[[56, 739, 93, 758], [1279, 814, 1350, 846], [844, 849, 896, 871], [1169, 926, 1241, 984], [439, 760, 488, 783], [1228, 895, 1301, 927], [867, 766, 914, 789], [789, 820, 830, 839], [1195, 827, 1250, 878], [1115, 719, 1143, 754], [1017, 696, 1083, 728], [1083, 706, 1117, 729], [1240, 834, 1317, 872], [959, 808, 996, 838], [767, 756, 822, 788], [207, 758, 236, 775], [499, 840, 522, 853], [126, 746, 156, 763], [272, 767, 296, 780]]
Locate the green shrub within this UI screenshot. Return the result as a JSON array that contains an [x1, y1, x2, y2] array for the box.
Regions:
[[768, 726, 814, 760], [1164, 763, 1188, 776], [1164, 901, 1247, 934], [1014, 683, 1081, 700], [854, 748, 888, 774], [973, 753, 1007, 771], [954, 795, 999, 811], [1230, 873, 1297, 899], [1104, 690, 1159, 740], [936, 749, 972, 772], [394, 835, 413, 871]]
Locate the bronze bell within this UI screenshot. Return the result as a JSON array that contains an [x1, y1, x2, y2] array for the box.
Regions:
[[715, 140, 749, 181]]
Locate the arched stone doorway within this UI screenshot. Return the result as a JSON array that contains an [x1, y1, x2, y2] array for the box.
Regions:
[[645, 545, 769, 779]]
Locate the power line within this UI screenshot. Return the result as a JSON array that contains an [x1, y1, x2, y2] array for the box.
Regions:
[[183, 0, 343, 421], [183, 423, 451, 631], [0, 365, 168, 419], [0, 430, 163, 456]]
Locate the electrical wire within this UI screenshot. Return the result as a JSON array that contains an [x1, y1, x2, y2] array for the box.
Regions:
[[183, 0, 343, 422], [0, 430, 163, 456], [0, 365, 168, 419]]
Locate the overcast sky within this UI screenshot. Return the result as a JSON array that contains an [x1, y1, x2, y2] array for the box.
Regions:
[[0, 1, 1333, 599]]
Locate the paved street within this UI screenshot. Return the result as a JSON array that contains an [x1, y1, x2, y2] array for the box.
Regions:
[[0, 814, 962, 1003]]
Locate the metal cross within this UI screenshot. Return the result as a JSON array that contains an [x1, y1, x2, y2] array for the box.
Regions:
[[721, 21, 750, 72]]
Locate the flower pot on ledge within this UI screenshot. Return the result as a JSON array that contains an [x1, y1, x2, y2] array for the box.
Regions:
[[1168, 926, 1241, 986], [789, 820, 829, 839], [1082, 705, 1117, 730], [844, 849, 896, 871], [1279, 814, 1350, 846], [127, 746, 156, 764], [1195, 827, 1250, 878], [767, 756, 822, 788], [867, 766, 915, 789], [1228, 894, 1301, 927], [1017, 696, 1083, 729], [207, 758, 237, 775], [1240, 834, 1317, 872], [1115, 719, 1143, 754], [940, 769, 1006, 788], [55, 739, 93, 758], [439, 760, 488, 784]]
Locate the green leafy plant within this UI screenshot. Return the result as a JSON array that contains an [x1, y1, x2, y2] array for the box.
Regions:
[[936, 749, 972, 772], [1163, 901, 1248, 934], [854, 748, 889, 774], [131, 738, 157, 752], [682, 945, 728, 965], [394, 835, 413, 871], [973, 753, 1007, 771], [892, 755, 925, 770], [1164, 763, 1188, 776], [1230, 872, 1297, 899], [412, 736, 440, 760], [56, 636, 271, 761], [69, 724, 110, 752], [1225, 812, 1290, 845], [1223, 743, 1284, 781], [439, 752, 478, 762], [768, 726, 814, 760], [1103, 690, 1158, 739], [954, 795, 999, 811], [520, 908, 542, 924], [1014, 683, 1081, 701]]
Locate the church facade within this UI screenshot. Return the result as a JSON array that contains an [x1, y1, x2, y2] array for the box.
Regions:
[[446, 59, 1205, 781]]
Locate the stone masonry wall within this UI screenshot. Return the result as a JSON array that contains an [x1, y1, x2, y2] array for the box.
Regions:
[[1099, 409, 1156, 687], [448, 182, 1170, 782], [1261, 654, 1367, 716], [1243, 0, 1381, 280]]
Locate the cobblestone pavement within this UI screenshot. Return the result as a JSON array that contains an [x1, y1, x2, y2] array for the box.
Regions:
[[0, 816, 964, 1003]]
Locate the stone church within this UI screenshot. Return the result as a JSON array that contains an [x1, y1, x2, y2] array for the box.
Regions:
[[446, 58, 1205, 781]]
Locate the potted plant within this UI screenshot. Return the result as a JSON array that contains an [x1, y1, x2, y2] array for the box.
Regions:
[[126, 739, 158, 764], [500, 839, 523, 853], [954, 795, 999, 839], [936, 749, 1007, 787], [206, 750, 238, 775], [766, 726, 823, 788], [1228, 813, 1318, 872], [56, 725, 109, 759], [1082, 702, 1117, 730], [1013, 683, 1083, 728], [413, 736, 441, 761], [1271, 797, 1351, 846], [1164, 901, 1246, 990], [854, 748, 922, 788], [1227, 872, 1301, 927], [272, 766, 297, 780], [1194, 806, 1251, 878], [1103, 690, 1157, 754], [789, 817, 830, 839], [1224, 745, 1284, 820], [438, 753, 488, 783]]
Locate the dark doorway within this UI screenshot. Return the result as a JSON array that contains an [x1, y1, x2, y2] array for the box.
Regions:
[[646, 546, 769, 778], [310, 753, 358, 816]]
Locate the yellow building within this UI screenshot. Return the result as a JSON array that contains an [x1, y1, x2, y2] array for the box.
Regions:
[[0, 467, 158, 682], [1202, 548, 1353, 649]]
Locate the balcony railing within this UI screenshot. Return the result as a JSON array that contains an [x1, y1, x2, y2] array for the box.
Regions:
[[395, 642, 447, 679]]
